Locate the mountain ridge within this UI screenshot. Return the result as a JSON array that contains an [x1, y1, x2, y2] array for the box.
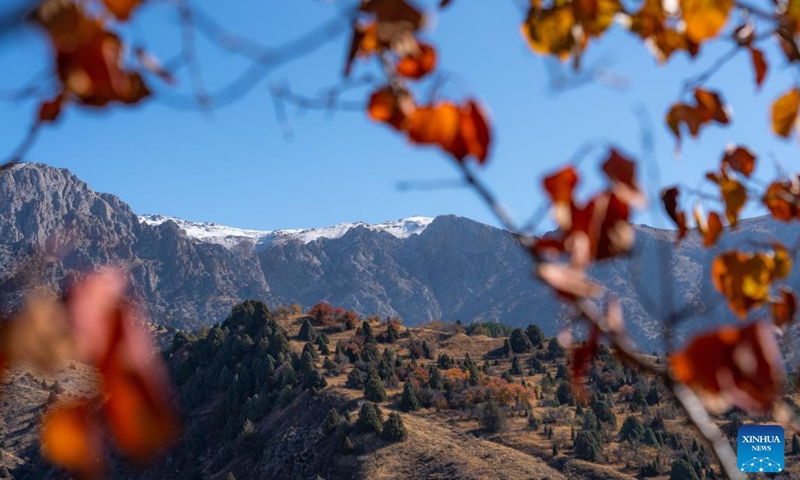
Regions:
[[2, 162, 798, 352]]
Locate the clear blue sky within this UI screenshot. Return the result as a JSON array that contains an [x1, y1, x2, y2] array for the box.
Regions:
[[0, 0, 794, 232]]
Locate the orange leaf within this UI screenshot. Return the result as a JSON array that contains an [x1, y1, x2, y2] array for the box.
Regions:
[[711, 250, 783, 317], [721, 145, 755, 177], [772, 287, 797, 328], [543, 167, 579, 205], [101, 0, 144, 21], [669, 322, 783, 414], [345, 22, 380, 76], [680, 0, 733, 43], [41, 402, 104, 477], [459, 100, 491, 164], [695, 209, 723, 247], [772, 87, 800, 138], [708, 174, 746, 226], [407, 102, 462, 153], [396, 44, 437, 79], [749, 47, 768, 88], [367, 87, 412, 130], [763, 181, 800, 221]]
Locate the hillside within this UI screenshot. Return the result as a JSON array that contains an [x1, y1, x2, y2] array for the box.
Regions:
[[5, 301, 800, 480], [3, 163, 800, 352]]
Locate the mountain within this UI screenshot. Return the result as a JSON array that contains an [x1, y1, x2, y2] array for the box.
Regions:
[[1, 163, 797, 352]]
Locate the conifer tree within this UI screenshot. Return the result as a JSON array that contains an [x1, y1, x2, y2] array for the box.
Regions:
[[509, 355, 523, 375], [299, 318, 318, 342], [323, 408, 342, 435], [400, 380, 421, 412], [357, 402, 383, 433], [364, 374, 388, 402], [381, 412, 408, 441]]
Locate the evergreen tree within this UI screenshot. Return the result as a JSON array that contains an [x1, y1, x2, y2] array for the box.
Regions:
[[362, 321, 377, 344], [619, 415, 646, 443], [381, 412, 408, 441], [342, 435, 355, 454], [646, 385, 660, 405], [323, 408, 342, 435], [502, 339, 513, 358], [793, 434, 800, 455], [509, 355, 524, 375], [509, 328, 533, 353], [400, 380, 421, 412], [555, 364, 569, 380], [592, 400, 617, 429], [364, 374, 388, 402], [357, 402, 383, 433], [386, 323, 400, 343], [574, 430, 603, 461], [546, 338, 565, 359], [299, 318, 318, 342], [526, 324, 545, 347], [556, 381, 575, 406], [643, 427, 660, 446], [669, 459, 700, 480], [480, 401, 505, 432]]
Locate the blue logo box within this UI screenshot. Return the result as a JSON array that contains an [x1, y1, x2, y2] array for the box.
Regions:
[[737, 424, 784, 473]]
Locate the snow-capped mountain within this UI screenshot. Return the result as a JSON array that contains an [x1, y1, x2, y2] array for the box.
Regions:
[[138, 214, 434, 250]]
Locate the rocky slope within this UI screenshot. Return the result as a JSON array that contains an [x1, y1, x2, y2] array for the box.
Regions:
[[1, 163, 797, 352]]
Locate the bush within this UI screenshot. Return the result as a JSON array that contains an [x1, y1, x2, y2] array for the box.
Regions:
[[480, 401, 505, 433], [357, 402, 383, 433], [381, 412, 408, 441]]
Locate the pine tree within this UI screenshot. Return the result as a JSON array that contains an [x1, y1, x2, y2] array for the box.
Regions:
[[381, 412, 408, 441], [299, 318, 318, 342], [619, 415, 646, 443], [362, 321, 376, 344], [526, 324, 545, 347], [364, 374, 388, 402], [400, 380, 421, 412], [480, 401, 505, 432], [323, 408, 343, 435], [574, 430, 603, 461], [546, 338, 565, 359], [509, 355, 523, 375], [386, 323, 399, 343], [502, 339, 513, 358], [669, 459, 700, 480], [342, 435, 355, 454], [556, 381, 575, 406], [357, 402, 383, 433], [510, 328, 533, 353]]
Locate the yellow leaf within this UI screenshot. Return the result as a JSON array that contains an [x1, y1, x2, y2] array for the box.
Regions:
[[772, 88, 800, 138], [681, 0, 733, 43]]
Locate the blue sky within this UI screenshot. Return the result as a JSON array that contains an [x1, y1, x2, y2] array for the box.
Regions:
[[0, 0, 796, 232]]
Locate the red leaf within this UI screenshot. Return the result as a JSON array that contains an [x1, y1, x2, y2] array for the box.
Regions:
[[670, 322, 783, 414], [721, 145, 756, 177], [601, 149, 644, 207], [749, 47, 768, 88], [38, 96, 63, 123], [772, 287, 797, 328], [661, 186, 687, 239]]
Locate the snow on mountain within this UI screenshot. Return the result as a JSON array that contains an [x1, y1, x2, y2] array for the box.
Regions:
[[138, 214, 434, 249]]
